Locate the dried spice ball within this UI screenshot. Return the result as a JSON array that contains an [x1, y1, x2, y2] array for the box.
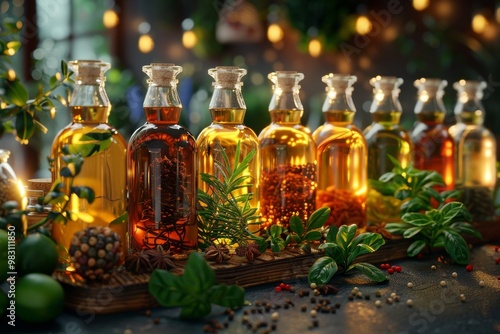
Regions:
[[69, 226, 122, 280]]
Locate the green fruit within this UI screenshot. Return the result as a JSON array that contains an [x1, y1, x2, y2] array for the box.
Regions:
[[0, 229, 8, 282], [15, 273, 64, 323], [0, 290, 7, 317], [17, 233, 58, 275]]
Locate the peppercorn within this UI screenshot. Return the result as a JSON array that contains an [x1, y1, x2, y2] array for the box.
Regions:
[[465, 264, 474, 272], [301, 305, 307, 312], [407, 282, 414, 288], [440, 280, 447, 287], [452, 272, 458, 278], [431, 265, 436, 270], [375, 300, 382, 308], [407, 299, 414, 307], [479, 280, 485, 287]]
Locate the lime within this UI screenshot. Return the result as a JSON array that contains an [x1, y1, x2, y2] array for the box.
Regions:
[[17, 233, 58, 275], [15, 273, 64, 323], [0, 229, 8, 282]]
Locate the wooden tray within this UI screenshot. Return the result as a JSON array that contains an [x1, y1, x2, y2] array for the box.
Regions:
[[57, 220, 500, 315]]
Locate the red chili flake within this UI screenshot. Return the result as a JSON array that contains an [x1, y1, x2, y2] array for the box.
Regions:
[[494, 246, 499, 252], [275, 286, 282, 292], [495, 258, 500, 265], [387, 268, 394, 275], [465, 264, 474, 272], [395, 266, 402, 273], [284, 284, 291, 291]]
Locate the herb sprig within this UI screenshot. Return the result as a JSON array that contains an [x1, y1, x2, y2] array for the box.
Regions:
[[308, 224, 387, 285], [385, 202, 481, 264], [285, 207, 330, 253], [149, 252, 244, 320]]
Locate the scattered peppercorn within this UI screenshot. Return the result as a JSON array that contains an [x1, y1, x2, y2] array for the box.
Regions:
[[386, 298, 393, 305], [390, 292, 397, 298], [271, 312, 279, 322], [310, 283, 317, 289], [479, 280, 485, 287], [387, 268, 394, 275], [275, 286, 282, 293], [394, 266, 402, 273], [375, 291, 382, 297], [301, 305, 307, 312], [407, 299, 414, 307], [348, 295, 354, 301], [459, 294, 466, 302], [310, 297, 316, 304], [495, 246, 499, 252], [465, 264, 474, 272], [375, 300, 382, 308], [495, 258, 500, 265], [394, 296, 400, 302], [407, 282, 414, 288], [440, 280, 447, 287], [431, 265, 437, 270], [310, 310, 317, 317], [452, 272, 458, 278], [356, 292, 363, 299]]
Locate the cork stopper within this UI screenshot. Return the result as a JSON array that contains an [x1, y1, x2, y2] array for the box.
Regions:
[[68, 60, 110, 85], [268, 71, 304, 91], [143, 63, 182, 86], [27, 178, 52, 196], [322, 73, 357, 91], [414, 78, 447, 96], [370, 75, 403, 93], [208, 66, 246, 88]]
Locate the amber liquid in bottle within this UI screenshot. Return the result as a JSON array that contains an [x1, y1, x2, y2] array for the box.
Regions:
[[259, 110, 316, 229], [128, 106, 197, 253], [314, 111, 366, 227], [364, 111, 412, 180], [51, 106, 127, 266], [197, 108, 260, 210], [412, 112, 455, 190]]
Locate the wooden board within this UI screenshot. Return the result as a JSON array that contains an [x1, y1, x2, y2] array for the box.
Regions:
[[58, 220, 500, 315]]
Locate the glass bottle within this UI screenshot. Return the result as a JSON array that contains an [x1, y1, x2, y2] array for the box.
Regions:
[[364, 76, 413, 180], [128, 63, 197, 254], [449, 80, 496, 190], [50, 60, 127, 267], [258, 71, 316, 229], [312, 74, 366, 228], [197, 66, 259, 223], [411, 78, 455, 190]]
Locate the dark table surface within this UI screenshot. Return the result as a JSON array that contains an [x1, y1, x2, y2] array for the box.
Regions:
[[3, 244, 500, 334]]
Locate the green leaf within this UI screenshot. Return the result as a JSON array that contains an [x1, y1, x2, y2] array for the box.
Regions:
[[289, 215, 304, 236], [5, 79, 28, 106], [71, 186, 96, 203], [401, 212, 431, 226], [384, 222, 411, 235], [326, 225, 338, 242], [270, 224, 282, 238], [349, 263, 387, 282], [183, 252, 215, 293], [306, 207, 331, 231], [442, 230, 470, 265], [149, 270, 195, 308], [61, 60, 69, 77], [304, 230, 322, 241], [440, 202, 471, 225], [407, 239, 427, 257], [336, 224, 357, 250], [449, 222, 482, 240], [301, 243, 311, 254], [308, 256, 338, 286], [15, 110, 35, 142], [403, 226, 423, 239], [179, 301, 212, 320], [208, 285, 244, 308], [318, 242, 343, 261], [346, 233, 385, 265]]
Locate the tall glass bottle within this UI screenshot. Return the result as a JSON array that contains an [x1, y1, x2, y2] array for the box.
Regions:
[[197, 66, 259, 223], [364, 76, 413, 180], [128, 63, 197, 254], [50, 60, 127, 266], [449, 80, 496, 190], [411, 78, 454, 190], [259, 71, 316, 229], [312, 74, 366, 227]]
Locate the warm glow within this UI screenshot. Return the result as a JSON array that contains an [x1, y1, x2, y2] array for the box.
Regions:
[[419, 92, 429, 102], [182, 30, 197, 49], [7, 69, 15, 81], [103, 9, 119, 28], [472, 13, 488, 34], [50, 107, 56, 119], [267, 23, 284, 43], [308, 38, 322, 58], [413, 0, 429, 11], [138, 34, 154, 53], [356, 16, 372, 35], [6, 48, 15, 56]]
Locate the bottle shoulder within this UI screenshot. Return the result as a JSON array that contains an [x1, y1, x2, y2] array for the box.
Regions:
[[130, 123, 195, 141], [363, 123, 411, 142]]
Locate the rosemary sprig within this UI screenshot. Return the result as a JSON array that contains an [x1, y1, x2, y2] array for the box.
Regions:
[[197, 141, 260, 250]]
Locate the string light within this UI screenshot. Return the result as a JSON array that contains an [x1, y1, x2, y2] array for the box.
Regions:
[[308, 38, 322, 58], [412, 0, 429, 11], [138, 34, 154, 53], [103, 9, 119, 28], [182, 30, 197, 49], [355, 15, 372, 35], [472, 13, 488, 34], [267, 23, 284, 43]]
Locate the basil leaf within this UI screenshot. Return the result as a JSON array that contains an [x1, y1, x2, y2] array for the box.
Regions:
[[349, 263, 387, 282], [183, 252, 215, 293], [442, 230, 469, 265], [149, 270, 195, 308], [306, 207, 331, 231], [208, 285, 244, 308], [318, 242, 343, 261], [407, 239, 427, 257], [403, 226, 423, 239], [289, 215, 303, 236], [308, 256, 338, 286], [449, 222, 482, 239], [441, 202, 470, 225], [384, 223, 410, 235], [270, 225, 282, 238], [326, 225, 338, 243], [401, 212, 429, 225], [336, 224, 356, 250], [179, 301, 212, 320], [304, 230, 322, 241]]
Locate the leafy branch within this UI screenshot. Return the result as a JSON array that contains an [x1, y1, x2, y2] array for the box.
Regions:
[[308, 224, 387, 286], [197, 141, 261, 250], [385, 202, 481, 265], [285, 207, 330, 253], [149, 252, 244, 320]]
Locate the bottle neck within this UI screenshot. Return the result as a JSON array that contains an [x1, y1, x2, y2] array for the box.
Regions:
[[144, 85, 181, 123], [269, 88, 303, 124], [455, 91, 485, 125], [414, 94, 446, 124], [324, 110, 355, 126], [70, 84, 110, 123]]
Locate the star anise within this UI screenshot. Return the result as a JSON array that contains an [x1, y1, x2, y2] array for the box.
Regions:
[[125, 250, 153, 274], [235, 243, 262, 263], [204, 245, 231, 263], [144, 245, 176, 270]]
